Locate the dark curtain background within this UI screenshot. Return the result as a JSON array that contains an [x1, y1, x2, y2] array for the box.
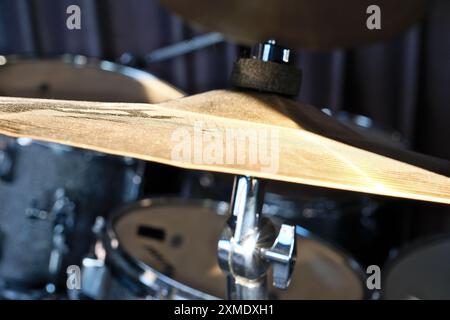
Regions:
[[0, 0, 449, 252]]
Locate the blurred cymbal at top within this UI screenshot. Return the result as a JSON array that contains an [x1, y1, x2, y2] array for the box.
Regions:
[[159, 0, 427, 50]]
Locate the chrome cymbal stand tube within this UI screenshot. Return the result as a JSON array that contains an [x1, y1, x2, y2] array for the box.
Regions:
[[218, 176, 297, 300]]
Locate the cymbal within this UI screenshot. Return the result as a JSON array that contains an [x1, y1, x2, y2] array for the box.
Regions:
[[159, 0, 427, 49], [0, 90, 449, 204]]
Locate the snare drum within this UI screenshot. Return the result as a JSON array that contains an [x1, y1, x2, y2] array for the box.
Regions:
[[82, 198, 368, 300], [0, 56, 184, 298]]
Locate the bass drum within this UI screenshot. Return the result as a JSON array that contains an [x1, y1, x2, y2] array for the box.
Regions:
[[81, 198, 368, 300], [0, 56, 184, 299]]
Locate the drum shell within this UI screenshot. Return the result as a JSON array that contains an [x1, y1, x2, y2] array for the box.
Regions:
[[0, 137, 142, 289]]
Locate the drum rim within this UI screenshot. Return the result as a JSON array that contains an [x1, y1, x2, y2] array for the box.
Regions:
[[322, 109, 408, 148], [282, 222, 371, 299], [102, 196, 370, 300], [0, 54, 183, 158], [1, 54, 156, 84], [103, 197, 228, 300], [263, 190, 377, 215], [0, 53, 184, 100], [382, 233, 450, 299]]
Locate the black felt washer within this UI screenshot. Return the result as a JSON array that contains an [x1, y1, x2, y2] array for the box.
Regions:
[[230, 58, 302, 97]]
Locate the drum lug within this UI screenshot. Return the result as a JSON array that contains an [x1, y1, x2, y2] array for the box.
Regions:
[[80, 257, 109, 299], [79, 218, 108, 300], [49, 190, 76, 284], [25, 188, 76, 286], [26, 188, 75, 224], [0, 146, 14, 182], [91, 216, 106, 236]]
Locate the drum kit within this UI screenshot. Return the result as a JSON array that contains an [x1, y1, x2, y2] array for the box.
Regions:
[[0, 0, 449, 300]]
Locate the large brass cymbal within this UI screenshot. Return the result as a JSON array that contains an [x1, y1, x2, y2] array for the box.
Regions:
[[0, 90, 449, 204], [160, 0, 427, 49]]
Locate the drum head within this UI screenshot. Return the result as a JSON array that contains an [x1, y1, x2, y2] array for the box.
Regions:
[[383, 236, 450, 300], [0, 56, 183, 103], [110, 198, 366, 300]]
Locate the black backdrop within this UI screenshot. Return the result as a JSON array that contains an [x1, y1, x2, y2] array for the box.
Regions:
[[0, 0, 449, 261]]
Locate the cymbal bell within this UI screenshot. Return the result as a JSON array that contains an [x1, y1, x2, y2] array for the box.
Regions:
[[159, 0, 427, 50], [0, 90, 449, 204]]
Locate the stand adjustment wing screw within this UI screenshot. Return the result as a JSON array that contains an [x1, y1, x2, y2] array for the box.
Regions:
[[261, 224, 297, 290]]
